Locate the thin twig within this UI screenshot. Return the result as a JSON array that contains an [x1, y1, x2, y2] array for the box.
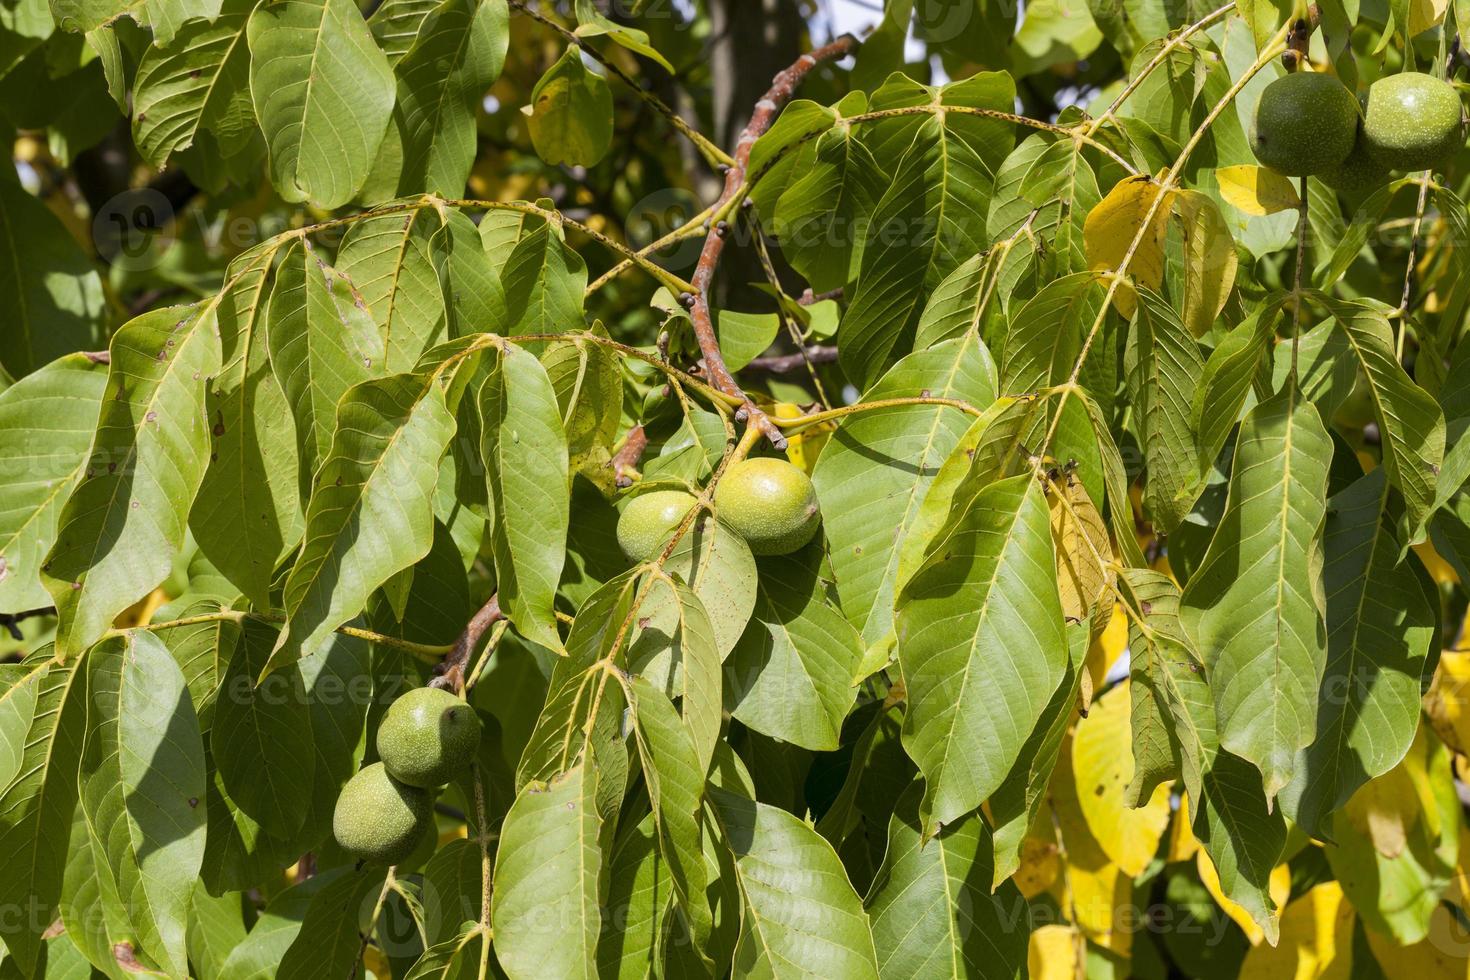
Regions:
[[0, 606, 54, 641], [432, 594, 503, 694], [746, 345, 839, 373], [686, 33, 861, 449], [507, 0, 734, 168]]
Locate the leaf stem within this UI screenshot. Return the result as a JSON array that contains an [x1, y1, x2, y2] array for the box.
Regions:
[[1397, 171, 1432, 359], [132, 610, 451, 664], [772, 396, 986, 433], [1291, 175, 1309, 385]]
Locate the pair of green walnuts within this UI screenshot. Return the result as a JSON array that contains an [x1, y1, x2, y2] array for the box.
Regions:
[[616, 457, 823, 560], [333, 688, 483, 864], [1251, 69, 1464, 191]]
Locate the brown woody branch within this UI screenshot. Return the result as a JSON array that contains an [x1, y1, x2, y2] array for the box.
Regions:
[[432, 595, 502, 694], [746, 344, 839, 374], [0, 606, 54, 641], [685, 33, 860, 449], [610, 424, 648, 488]]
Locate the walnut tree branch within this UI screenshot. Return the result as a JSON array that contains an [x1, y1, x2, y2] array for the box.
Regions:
[[686, 33, 860, 449], [432, 595, 503, 694], [610, 424, 648, 487]]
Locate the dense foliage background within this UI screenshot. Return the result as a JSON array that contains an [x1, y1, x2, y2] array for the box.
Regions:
[[4, 0, 1470, 976]]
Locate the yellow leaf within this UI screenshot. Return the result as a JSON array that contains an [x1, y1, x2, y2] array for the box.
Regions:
[[113, 587, 169, 629], [1364, 902, 1470, 978], [1047, 472, 1115, 631], [1197, 849, 1291, 945], [772, 401, 830, 474], [1084, 174, 1173, 317], [1408, 0, 1450, 37], [1167, 794, 1200, 862], [1070, 680, 1172, 877], [1425, 651, 1470, 755], [1217, 164, 1301, 216], [1049, 728, 1137, 956], [1014, 823, 1062, 898], [1240, 882, 1354, 979], [1171, 189, 1238, 338], [1085, 602, 1128, 706], [1414, 538, 1459, 586], [1028, 925, 1087, 980]]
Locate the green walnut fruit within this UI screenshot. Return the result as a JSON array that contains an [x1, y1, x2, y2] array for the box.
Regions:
[[617, 489, 698, 560], [1250, 72, 1359, 176], [1362, 72, 1463, 171], [377, 687, 483, 788], [713, 457, 821, 556], [1322, 140, 1391, 195], [332, 762, 432, 864]]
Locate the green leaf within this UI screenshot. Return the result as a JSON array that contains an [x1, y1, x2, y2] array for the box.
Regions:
[[272, 369, 458, 674], [985, 132, 1100, 281], [211, 616, 315, 838], [392, 0, 508, 195], [624, 569, 724, 773], [526, 46, 613, 167], [276, 865, 388, 979], [541, 330, 623, 492], [897, 472, 1068, 835], [492, 762, 603, 980], [335, 208, 449, 375], [572, 0, 671, 72], [191, 246, 303, 610], [662, 513, 756, 662], [987, 618, 1088, 885], [1322, 297, 1445, 544], [131, 0, 256, 168], [1192, 303, 1276, 480], [481, 342, 568, 652], [247, 0, 396, 207], [0, 653, 86, 977], [1128, 286, 1206, 532], [0, 179, 106, 380], [716, 309, 780, 373], [596, 816, 674, 978], [709, 786, 879, 979], [404, 928, 487, 979], [78, 630, 207, 980], [366, 0, 440, 63], [623, 673, 712, 961], [43, 305, 221, 657], [0, 353, 107, 614], [725, 545, 861, 751], [1279, 470, 1435, 838], [771, 125, 885, 295], [866, 782, 1028, 978], [499, 214, 588, 336], [839, 73, 1016, 387], [812, 336, 997, 649], [266, 239, 387, 500], [1120, 568, 1286, 942], [998, 270, 1108, 399], [1181, 382, 1332, 801]]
